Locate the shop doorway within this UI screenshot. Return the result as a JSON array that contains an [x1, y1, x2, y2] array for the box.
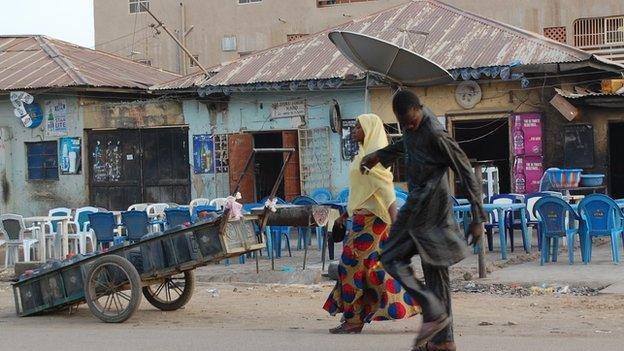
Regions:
[[451, 117, 511, 196], [228, 130, 301, 203], [609, 122, 624, 198], [253, 132, 285, 201]]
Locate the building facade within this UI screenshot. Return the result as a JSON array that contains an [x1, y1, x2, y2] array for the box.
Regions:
[[94, 0, 624, 74]]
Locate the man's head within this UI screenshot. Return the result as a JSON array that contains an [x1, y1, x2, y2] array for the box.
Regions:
[[392, 89, 423, 130]]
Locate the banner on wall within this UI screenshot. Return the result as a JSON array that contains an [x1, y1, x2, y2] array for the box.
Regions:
[[44, 99, 68, 136], [59, 137, 81, 175], [193, 134, 215, 174], [512, 113, 542, 156], [512, 113, 543, 194]]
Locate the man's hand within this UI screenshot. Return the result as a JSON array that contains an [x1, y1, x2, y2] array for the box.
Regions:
[[335, 212, 348, 227], [360, 153, 380, 174], [467, 222, 484, 247]]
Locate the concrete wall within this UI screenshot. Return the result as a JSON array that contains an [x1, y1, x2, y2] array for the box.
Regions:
[[370, 81, 541, 124], [94, 0, 407, 72], [93, 0, 624, 72], [183, 89, 368, 199], [0, 96, 87, 216], [542, 103, 624, 187]]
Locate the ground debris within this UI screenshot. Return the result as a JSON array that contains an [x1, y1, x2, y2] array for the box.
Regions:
[[452, 280, 602, 297]]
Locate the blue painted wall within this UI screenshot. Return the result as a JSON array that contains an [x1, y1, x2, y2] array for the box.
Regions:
[[183, 89, 368, 200]]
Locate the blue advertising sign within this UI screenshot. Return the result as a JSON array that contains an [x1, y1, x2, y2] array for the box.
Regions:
[[59, 137, 81, 175], [193, 134, 215, 174]]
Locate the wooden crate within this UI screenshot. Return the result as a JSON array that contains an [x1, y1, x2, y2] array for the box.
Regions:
[[193, 218, 264, 261]]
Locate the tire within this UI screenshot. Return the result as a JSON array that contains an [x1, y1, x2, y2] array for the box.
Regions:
[[84, 255, 142, 323], [142, 270, 195, 311]]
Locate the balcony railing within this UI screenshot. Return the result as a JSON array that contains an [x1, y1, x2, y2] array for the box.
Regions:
[[574, 15, 624, 63]]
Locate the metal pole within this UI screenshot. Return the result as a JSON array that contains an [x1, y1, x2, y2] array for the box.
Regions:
[[139, 2, 209, 75], [474, 164, 487, 278], [364, 72, 369, 113]]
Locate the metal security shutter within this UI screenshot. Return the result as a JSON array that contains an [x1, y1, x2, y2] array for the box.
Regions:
[[298, 127, 331, 195]]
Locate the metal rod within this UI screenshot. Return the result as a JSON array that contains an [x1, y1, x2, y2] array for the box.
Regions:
[[252, 148, 296, 154], [139, 2, 209, 75], [321, 227, 328, 271], [474, 164, 487, 279]]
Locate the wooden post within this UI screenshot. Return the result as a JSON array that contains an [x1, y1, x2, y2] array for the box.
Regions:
[[474, 164, 487, 279]]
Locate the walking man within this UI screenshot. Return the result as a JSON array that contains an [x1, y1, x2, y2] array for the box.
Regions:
[[360, 90, 486, 351]]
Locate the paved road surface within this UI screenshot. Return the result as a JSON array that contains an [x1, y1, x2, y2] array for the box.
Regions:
[[1, 324, 621, 351]]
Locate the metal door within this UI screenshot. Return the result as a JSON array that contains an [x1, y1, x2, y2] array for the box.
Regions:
[[282, 130, 301, 201], [142, 127, 191, 204], [88, 130, 142, 210], [228, 133, 255, 203]]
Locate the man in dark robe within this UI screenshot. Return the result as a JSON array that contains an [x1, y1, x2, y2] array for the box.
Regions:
[[361, 90, 486, 351]]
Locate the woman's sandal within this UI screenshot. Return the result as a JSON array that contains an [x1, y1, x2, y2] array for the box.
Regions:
[[329, 322, 364, 334]]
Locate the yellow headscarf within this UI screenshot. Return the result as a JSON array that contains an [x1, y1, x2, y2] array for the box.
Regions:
[[347, 114, 396, 224]]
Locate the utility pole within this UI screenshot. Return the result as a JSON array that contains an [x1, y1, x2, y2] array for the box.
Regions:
[[140, 2, 209, 76]]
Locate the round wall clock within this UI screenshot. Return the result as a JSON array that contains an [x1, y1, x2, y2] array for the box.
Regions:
[[329, 100, 341, 133], [455, 81, 482, 109]]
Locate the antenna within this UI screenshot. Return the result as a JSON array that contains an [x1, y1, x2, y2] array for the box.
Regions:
[[139, 2, 209, 76]]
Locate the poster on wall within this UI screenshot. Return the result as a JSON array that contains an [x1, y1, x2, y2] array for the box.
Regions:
[[511, 113, 542, 156], [44, 99, 68, 136], [193, 134, 215, 174], [59, 137, 81, 175], [513, 156, 543, 194], [341, 119, 358, 160]]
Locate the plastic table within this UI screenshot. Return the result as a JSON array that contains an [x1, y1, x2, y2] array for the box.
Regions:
[[454, 203, 530, 259], [23, 215, 71, 262]]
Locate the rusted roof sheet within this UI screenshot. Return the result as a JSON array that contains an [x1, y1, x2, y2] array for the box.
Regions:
[[0, 35, 179, 91], [150, 69, 219, 91], [202, 0, 622, 88], [555, 87, 624, 99]]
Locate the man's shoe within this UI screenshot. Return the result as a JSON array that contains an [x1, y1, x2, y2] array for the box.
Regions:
[[412, 314, 451, 348]]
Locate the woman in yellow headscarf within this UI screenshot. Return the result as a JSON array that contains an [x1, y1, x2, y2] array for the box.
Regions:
[[323, 114, 420, 334]]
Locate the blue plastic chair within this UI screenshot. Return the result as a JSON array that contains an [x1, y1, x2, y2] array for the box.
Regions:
[[88, 212, 121, 249], [533, 196, 581, 265], [578, 194, 623, 264], [336, 188, 349, 202], [260, 196, 291, 258], [310, 188, 333, 203], [121, 210, 150, 242], [192, 205, 219, 223], [165, 208, 192, 229], [292, 196, 324, 250], [450, 196, 467, 235], [514, 192, 552, 250], [485, 194, 523, 252]]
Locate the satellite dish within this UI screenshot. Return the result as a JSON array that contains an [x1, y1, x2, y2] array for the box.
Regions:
[[328, 31, 453, 86]]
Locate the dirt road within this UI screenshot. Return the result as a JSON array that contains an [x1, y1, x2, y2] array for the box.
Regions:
[[1, 281, 623, 351]]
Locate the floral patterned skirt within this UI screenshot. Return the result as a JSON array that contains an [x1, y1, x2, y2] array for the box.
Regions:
[[323, 212, 421, 324]]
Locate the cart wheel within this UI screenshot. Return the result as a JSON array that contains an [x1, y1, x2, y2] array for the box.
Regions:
[[142, 270, 195, 311], [84, 255, 142, 323]]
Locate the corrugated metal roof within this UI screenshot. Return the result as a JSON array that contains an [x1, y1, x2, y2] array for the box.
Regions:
[[555, 87, 624, 99], [0, 35, 180, 91], [201, 0, 622, 88]]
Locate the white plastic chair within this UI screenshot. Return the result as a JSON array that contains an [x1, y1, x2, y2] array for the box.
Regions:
[[128, 203, 150, 211], [68, 207, 99, 254], [209, 198, 228, 211], [146, 203, 169, 217], [44, 207, 71, 258], [0, 214, 39, 268], [189, 198, 211, 214]]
